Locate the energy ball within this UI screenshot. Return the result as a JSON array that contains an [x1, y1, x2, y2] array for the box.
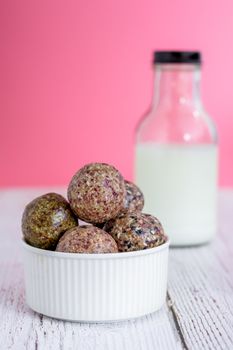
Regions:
[[22, 193, 78, 250], [67, 163, 126, 224], [123, 180, 144, 214], [56, 225, 118, 253], [102, 181, 144, 229], [105, 212, 167, 252]]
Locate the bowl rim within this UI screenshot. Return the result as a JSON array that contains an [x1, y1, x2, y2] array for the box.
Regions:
[[22, 238, 170, 260]]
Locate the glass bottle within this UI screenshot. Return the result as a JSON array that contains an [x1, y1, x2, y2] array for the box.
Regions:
[[135, 51, 218, 246]]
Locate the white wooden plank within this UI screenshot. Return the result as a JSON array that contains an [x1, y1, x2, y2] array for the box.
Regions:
[[2, 188, 233, 349], [0, 188, 182, 350], [168, 234, 233, 349], [3, 188, 233, 349]]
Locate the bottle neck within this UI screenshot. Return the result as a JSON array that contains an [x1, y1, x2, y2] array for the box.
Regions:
[[152, 64, 202, 109]]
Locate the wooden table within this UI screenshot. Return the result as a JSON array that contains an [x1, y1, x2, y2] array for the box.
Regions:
[[0, 188, 233, 350]]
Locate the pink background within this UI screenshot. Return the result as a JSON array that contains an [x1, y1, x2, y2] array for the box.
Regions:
[[1, 0, 233, 187]]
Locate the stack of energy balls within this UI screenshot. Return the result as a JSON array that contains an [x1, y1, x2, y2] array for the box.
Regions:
[[22, 163, 167, 253]]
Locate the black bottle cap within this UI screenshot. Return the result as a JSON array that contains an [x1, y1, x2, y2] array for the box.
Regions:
[[154, 51, 201, 64]]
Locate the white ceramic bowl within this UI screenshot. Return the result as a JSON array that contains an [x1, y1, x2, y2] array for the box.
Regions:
[[22, 240, 169, 322]]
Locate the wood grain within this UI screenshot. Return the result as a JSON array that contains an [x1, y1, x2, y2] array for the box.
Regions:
[[0, 189, 233, 349], [167, 190, 233, 350]]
